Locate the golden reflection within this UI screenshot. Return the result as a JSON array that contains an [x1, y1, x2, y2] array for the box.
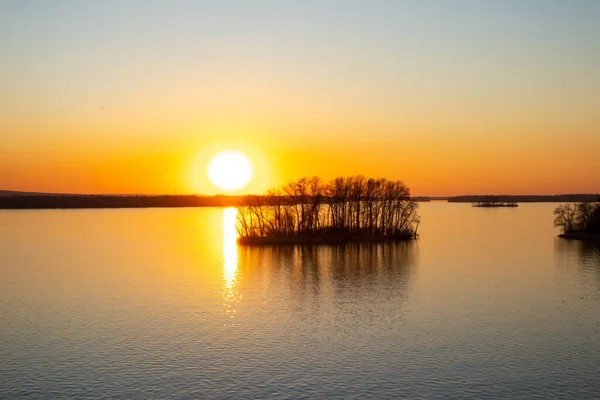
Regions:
[[222, 207, 240, 321], [223, 208, 239, 282]]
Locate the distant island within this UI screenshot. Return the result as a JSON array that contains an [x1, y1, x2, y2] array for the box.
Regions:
[[471, 197, 518, 207], [473, 202, 518, 208], [236, 176, 420, 245], [554, 202, 600, 241]]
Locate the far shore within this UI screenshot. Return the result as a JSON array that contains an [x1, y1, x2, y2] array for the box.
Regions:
[[0, 193, 430, 209], [1, 191, 598, 210]]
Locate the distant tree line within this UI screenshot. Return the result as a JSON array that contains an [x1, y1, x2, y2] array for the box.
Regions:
[[0, 195, 245, 209], [236, 176, 419, 243], [450, 194, 600, 203], [554, 202, 600, 234]]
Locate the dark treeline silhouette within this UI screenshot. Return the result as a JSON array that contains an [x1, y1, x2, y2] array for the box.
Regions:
[[4, 191, 600, 208], [472, 196, 518, 207], [0, 195, 246, 209], [473, 201, 518, 207], [450, 194, 600, 203], [0, 191, 431, 209], [554, 202, 600, 236], [236, 176, 419, 244]]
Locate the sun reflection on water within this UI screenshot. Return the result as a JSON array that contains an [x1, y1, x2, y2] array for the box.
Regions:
[[222, 208, 240, 321]]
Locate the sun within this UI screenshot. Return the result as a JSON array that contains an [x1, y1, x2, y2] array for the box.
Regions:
[[207, 150, 254, 191]]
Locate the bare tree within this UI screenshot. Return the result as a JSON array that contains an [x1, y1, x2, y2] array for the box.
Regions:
[[237, 175, 419, 242], [576, 202, 596, 230], [553, 204, 578, 233]]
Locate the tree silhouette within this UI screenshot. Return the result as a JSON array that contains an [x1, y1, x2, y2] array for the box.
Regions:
[[237, 175, 419, 243], [554, 202, 600, 234]]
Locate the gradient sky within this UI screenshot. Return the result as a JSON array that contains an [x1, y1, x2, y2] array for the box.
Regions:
[[1, 0, 599, 196]]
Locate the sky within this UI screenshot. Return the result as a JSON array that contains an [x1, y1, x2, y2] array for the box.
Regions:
[[1, 0, 599, 196]]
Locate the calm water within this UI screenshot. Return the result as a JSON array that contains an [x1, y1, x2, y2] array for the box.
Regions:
[[1, 203, 599, 399]]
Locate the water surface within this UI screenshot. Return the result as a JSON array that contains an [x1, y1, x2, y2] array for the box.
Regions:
[[1, 203, 599, 399]]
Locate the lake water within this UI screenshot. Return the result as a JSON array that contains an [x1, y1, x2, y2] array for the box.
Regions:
[[1, 203, 599, 399]]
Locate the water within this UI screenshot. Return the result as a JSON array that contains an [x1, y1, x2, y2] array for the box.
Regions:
[[1, 203, 599, 399]]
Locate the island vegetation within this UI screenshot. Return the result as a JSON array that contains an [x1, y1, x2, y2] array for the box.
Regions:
[[471, 196, 518, 207], [236, 176, 420, 245], [554, 201, 600, 240]]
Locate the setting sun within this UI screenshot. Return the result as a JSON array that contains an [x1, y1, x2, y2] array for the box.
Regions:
[[207, 150, 254, 191]]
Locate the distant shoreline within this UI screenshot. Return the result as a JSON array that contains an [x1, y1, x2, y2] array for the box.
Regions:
[[451, 194, 600, 203], [0, 195, 244, 209], [0, 192, 598, 209], [0, 194, 429, 209]]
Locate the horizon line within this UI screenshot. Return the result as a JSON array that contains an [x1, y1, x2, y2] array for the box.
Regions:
[[2, 189, 600, 198]]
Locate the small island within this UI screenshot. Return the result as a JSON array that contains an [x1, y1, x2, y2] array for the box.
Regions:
[[472, 201, 518, 208], [449, 194, 600, 203], [236, 176, 420, 245], [554, 201, 600, 241], [468, 196, 518, 207]]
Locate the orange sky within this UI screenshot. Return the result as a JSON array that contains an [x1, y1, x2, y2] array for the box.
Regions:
[[2, 120, 599, 196], [1, 1, 599, 196]]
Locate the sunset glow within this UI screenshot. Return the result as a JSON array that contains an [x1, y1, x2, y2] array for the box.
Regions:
[[0, 1, 599, 196]]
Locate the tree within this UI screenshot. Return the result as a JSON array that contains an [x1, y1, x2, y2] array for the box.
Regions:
[[236, 175, 419, 242], [553, 204, 578, 233], [576, 202, 596, 229], [585, 203, 600, 233]]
